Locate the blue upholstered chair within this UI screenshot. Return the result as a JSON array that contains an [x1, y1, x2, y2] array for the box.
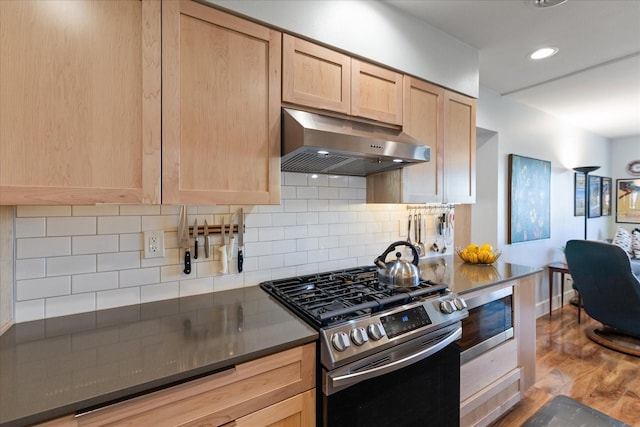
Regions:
[[565, 239, 640, 355]]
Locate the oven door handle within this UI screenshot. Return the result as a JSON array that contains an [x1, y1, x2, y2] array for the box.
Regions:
[[328, 326, 461, 391]]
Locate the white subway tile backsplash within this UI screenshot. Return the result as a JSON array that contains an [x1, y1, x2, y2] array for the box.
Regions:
[[140, 282, 179, 303], [15, 299, 45, 322], [179, 277, 213, 296], [15, 218, 46, 238], [17, 206, 71, 217], [119, 233, 143, 251], [17, 237, 71, 259], [284, 172, 308, 186], [98, 216, 141, 234], [119, 205, 161, 216], [73, 235, 119, 255], [296, 237, 319, 251], [119, 268, 160, 288], [283, 199, 307, 212], [47, 255, 96, 277], [318, 186, 340, 199], [258, 227, 284, 242], [47, 217, 96, 236], [16, 258, 46, 280], [73, 205, 120, 216], [11, 172, 451, 322], [97, 287, 140, 310], [46, 293, 96, 318], [73, 272, 118, 293], [17, 276, 70, 301], [97, 251, 140, 272], [297, 186, 318, 199]]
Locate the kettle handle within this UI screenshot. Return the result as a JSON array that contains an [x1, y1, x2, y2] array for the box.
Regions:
[[374, 240, 420, 268]]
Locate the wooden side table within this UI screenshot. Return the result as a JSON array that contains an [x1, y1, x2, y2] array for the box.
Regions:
[[547, 262, 569, 317]]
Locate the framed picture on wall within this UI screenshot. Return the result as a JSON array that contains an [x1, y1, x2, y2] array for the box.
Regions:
[[574, 172, 585, 216], [588, 175, 602, 218], [508, 154, 551, 243], [616, 178, 640, 224], [601, 177, 612, 216]]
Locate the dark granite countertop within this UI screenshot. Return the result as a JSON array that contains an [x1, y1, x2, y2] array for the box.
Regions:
[[0, 286, 318, 427], [418, 255, 542, 294]]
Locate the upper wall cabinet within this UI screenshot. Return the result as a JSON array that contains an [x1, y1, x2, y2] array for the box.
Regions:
[[162, 1, 281, 205], [0, 0, 161, 205], [282, 35, 403, 126], [443, 91, 476, 204], [367, 77, 475, 204]]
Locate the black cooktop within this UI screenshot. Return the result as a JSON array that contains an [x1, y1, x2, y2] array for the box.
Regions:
[[260, 265, 449, 328]]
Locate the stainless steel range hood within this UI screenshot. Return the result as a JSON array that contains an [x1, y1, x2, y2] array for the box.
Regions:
[[281, 108, 430, 177]]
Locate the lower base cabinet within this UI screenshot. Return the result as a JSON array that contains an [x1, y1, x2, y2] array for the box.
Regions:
[[36, 343, 316, 427]]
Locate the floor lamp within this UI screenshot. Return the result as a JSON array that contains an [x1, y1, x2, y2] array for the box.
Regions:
[[571, 166, 600, 315], [574, 166, 600, 240]]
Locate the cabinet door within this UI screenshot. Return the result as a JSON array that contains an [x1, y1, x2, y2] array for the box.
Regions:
[[400, 77, 444, 203], [282, 35, 350, 115], [0, 0, 161, 205], [352, 59, 403, 125], [162, 1, 281, 205], [232, 390, 316, 427], [443, 91, 476, 204]]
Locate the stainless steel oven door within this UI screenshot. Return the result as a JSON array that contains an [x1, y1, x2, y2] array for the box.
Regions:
[[321, 322, 462, 427], [323, 322, 461, 395], [459, 286, 514, 364]]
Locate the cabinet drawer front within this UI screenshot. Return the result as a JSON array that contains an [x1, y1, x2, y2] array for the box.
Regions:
[[282, 34, 351, 115], [72, 344, 315, 427]]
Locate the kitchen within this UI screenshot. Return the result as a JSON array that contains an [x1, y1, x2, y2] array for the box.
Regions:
[[1, 1, 637, 426]]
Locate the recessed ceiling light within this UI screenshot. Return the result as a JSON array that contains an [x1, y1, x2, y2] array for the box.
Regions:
[[392, 159, 403, 163], [529, 47, 559, 60]]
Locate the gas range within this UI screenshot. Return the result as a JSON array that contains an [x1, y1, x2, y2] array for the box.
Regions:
[[260, 265, 468, 370]]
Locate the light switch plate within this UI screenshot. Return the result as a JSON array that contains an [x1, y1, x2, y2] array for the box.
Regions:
[[144, 230, 165, 258]]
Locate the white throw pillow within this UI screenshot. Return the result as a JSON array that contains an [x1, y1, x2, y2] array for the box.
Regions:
[[612, 227, 633, 256], [632, 229, 640, 259]]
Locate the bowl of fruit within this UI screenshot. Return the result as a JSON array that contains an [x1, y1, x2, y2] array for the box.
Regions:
[[456, 243, 501, 265]]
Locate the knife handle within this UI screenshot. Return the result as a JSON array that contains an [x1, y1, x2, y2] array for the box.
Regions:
[[194, 237, 198, 260], [238, 248, 243, 273], [184, 249, 191, 275]]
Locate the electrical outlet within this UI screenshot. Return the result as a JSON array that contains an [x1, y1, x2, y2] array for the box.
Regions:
[[144, 230, 165, 259]]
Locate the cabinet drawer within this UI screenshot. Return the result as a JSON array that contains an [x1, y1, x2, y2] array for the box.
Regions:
[[460, 338, 517, 401], [39, 344, 315, 427]]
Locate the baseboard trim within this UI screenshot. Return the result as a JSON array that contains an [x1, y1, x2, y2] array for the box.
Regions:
[[0, 318, 14, 336]]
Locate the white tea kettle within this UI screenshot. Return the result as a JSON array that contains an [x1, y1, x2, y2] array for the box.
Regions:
[[374, 241, 421, 289]]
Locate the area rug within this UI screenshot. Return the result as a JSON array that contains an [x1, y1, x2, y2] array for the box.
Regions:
[[522, 395, 630, 427]]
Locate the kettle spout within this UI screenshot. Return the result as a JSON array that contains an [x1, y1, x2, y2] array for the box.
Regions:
[[374, 257, 387, 269]]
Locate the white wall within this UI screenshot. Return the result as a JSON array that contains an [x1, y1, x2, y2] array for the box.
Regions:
[[474, 86, 630, 316], [205, 0, 479, 98]]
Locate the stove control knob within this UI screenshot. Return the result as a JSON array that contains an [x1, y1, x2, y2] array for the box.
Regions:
[[331, 331, 350, 352], [367, 322, 386, 341], [454, 297, 467, 310], [350, 327, 369, 346], [440, 300, 455, 314]]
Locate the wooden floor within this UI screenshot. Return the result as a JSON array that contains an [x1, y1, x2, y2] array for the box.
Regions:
[[491, 305, 640, 426]]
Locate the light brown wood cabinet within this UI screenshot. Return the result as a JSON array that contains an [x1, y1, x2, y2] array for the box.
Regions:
[[35, 343, 316, 427], [0, 0, 162, 205], [282, 34, 403, 125], [366, 77, 476, 204], [162, 1, 281, 205]]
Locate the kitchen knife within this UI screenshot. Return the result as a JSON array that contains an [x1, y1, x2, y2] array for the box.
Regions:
[[219, 218, 228, 274], [193, 218, 198, 260], [204, 219, 210, 259], [237, 208, 244, 273], [179, 205, 191, 274]]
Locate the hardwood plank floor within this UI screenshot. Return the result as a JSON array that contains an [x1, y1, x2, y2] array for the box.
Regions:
[[491, 305, 640, 426]]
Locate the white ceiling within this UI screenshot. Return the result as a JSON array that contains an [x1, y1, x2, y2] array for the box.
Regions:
[[384, 0, 640, 139]]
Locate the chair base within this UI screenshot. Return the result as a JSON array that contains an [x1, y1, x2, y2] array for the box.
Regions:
[[586, 326, 640, 357]]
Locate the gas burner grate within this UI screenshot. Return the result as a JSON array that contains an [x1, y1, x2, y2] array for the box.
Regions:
[[260, 265, 449, 328]]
